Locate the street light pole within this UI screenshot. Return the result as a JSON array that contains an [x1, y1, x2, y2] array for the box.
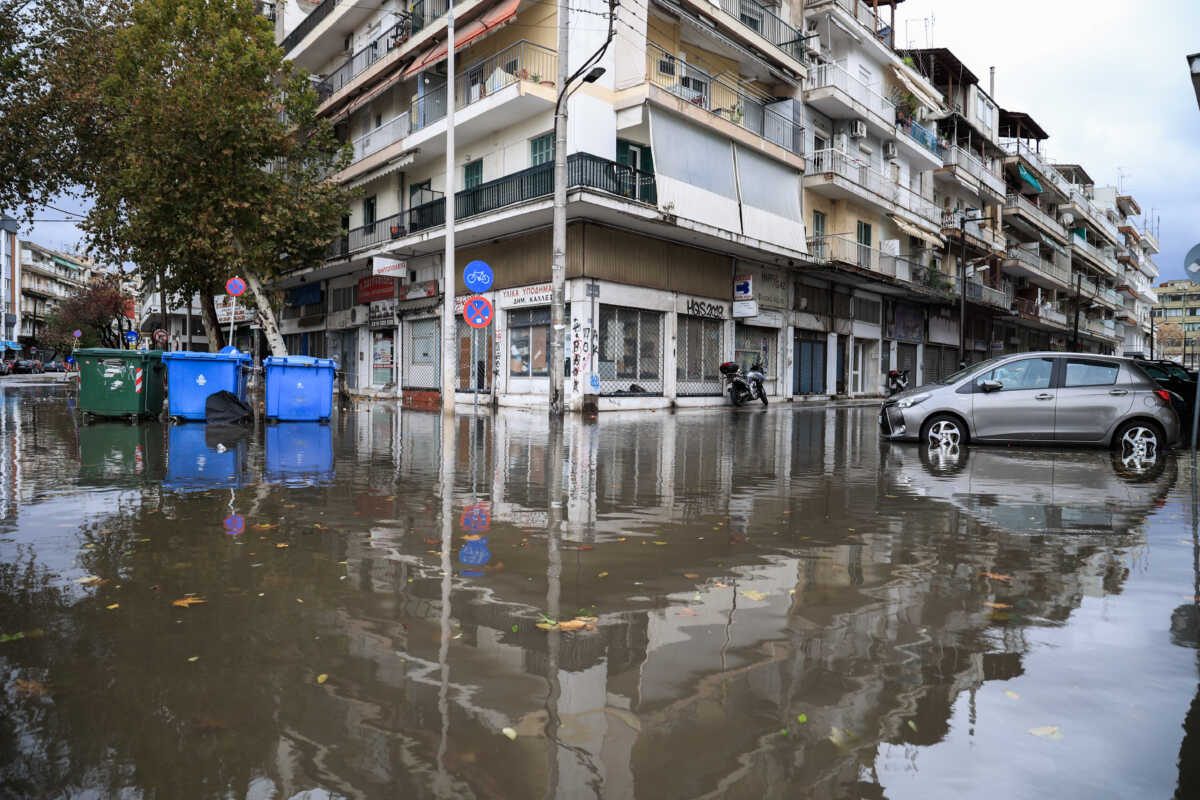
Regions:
[[1071, 271, 1083, 350], [548, 0, 570, 416]]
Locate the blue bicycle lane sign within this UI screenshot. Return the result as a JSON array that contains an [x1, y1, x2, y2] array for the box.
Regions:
[[463, 260, 493, 293]]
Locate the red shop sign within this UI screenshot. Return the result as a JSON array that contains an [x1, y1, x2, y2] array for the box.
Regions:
[[358, 275, 396, 303]]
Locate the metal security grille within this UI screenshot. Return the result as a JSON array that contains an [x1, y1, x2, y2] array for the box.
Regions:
[[404, 318, 440, 389], [597, 305, 663, 395], [734, 324, 775, 378], [455, 317, 492, 392], [676, 315, 723, 396]]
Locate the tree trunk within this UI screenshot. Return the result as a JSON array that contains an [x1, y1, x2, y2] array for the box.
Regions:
[[201, 290, 225, 352], [244, 272, 287, 357]]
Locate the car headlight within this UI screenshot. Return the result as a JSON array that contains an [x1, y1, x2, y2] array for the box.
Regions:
[[897, 392, 930, 409]]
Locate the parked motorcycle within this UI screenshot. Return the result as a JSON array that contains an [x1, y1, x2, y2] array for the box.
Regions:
[[886, 369, 909, 397], [720, 359, 767, 406]]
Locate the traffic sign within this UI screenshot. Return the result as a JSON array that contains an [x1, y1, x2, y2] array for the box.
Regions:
[[463, 295, 493, 328], [72, 329, 81, 339], [124, 330, 139, 342], [153, 328, 168, 345], [463, 260, 493, 293], [461, 503, 491, 532], [1186, 243, 1200, 279], [225, 276, 247, 297]]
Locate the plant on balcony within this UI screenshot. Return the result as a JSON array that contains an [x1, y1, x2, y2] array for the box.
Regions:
[[730, 104, 744, 124], [390, 223, 402, 238]]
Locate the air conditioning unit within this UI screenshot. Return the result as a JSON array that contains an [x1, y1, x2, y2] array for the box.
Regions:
[[833, 132, 849, 152], [883, 141, 898, 160], [850, 119, 868, 138]]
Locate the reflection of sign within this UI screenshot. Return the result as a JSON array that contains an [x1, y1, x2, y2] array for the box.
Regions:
[[225, 276, 246, 297], [678, 296, 728, 319], [124, 330, 139, 342], [371, 256, 407, 278], [461, 503, 491, 532], [358, 275, 396, 303], [368, 299, 397, 330], [732, 300, 758, 318], [223, 515, 245, 536], [464, 296, 493, 328], [460, 537, 491, 569], [463, 260, 493, 293], [398, 279, 438, 301], [372, 331, 393, 368], [733, 275, 753, 300], [499, 283, 552, 308]]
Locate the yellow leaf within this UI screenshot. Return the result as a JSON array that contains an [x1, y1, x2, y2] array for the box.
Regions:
[[557, 619, 587, 631], [535, 622, 556, 630], [253, 523, 275, 530], [187, 656, 199, 662], [597, 572, 609, 578], [653, 541, 668, 546], [317, 673, 328, 684], [462, 534, 482, 541], [501, 727, 518, 740], [106, 603, 120, 610], [740, 590, 766, 601], [984, 601, 1011, 609], [1028, 725, 1063, 740], [172, 597, 207, 608], [1005, 690, 1020, 700], [981, 572, 1012, 582], [276, 543, 289, 548], [76, 575, 102, 585], [683, 573, 699, 579]]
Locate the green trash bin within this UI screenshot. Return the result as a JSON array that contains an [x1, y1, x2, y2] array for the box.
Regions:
[[76, 348, 166, 421]]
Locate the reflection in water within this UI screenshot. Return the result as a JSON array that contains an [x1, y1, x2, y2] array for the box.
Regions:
[[0, 383, 1196, 798]]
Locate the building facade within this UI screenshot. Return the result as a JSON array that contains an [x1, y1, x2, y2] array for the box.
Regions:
[[17, 241, 91, 352], [0, 217, 18, 347], [1153, 279, 1200, 365]]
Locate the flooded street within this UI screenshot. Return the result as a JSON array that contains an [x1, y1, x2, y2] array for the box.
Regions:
[[2, 381, 1199, 799]]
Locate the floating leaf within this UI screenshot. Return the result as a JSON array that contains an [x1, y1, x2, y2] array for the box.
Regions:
[[984, 601, 1012, 609], [276, 543, 289, 549], [511, 624, 519, 632], [557, 619, 588, 631], [14, 679, 50, 699], [462, 534, 482, 542], [0, 632, 25, 643], [907, 720, 918, 732], [797, 714, 807, 724], [501, 727, 518, 741], [172, 597, 207, 608], [106, 603, 120, 610], [535, 622, 555, 630], [253, 523, 276, 530], [981, 572, 1011, 582], [740, 590, 766, 601], [683, 573, 699, 579], [76, 576, 103, 586], [653, 541, 668, 546], [296, 598, 303, 604], [187, 656, 199, 662], [675, 608, 698, 617], [317, 674, 328, 684], [597, 572, 609, 578], [1028, 725, 1063, 740], [1005, 690, 1020, 700]]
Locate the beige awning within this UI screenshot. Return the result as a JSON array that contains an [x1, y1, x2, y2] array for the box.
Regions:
[[889, 214, 945, 247], [889, 64, 946, 114]]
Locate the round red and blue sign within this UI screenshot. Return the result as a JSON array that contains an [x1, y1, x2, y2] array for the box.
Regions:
[[226, 276, 247, 297], [463, 296, 493, 329]]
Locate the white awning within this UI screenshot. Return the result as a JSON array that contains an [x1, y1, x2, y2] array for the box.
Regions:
[[889, 64, 946, 114], [889, 214, 945, 247]]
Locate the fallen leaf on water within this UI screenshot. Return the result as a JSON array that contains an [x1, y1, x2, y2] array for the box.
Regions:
[[984, 601, 1012, 609], [683, 573, 699, 579], [313, 524, 328, 530], [172, 597, 206, 608], [1028, 725, 1063, 740], [653, 541, 668, 546], [981, 572, 1012, 582], [14, 679, 50, 699], [714, 582, 727, 589], [558, 619, 588, 631], [276, 543, 289, 549], [317, 674, 328, 684], [535, 622, 555, 630], [76, 576, 103, 586], [796, 714, 807, 724], [617, 537, 627, 542], [283, 504, 296, 508], [462, 534, 482, 542], [597, 572, 609, 578], [1005, 690, 1020, 700], [675, 608, 698, 616], [740, 590, 766, 601], [907, 720, 918, 732], [106, 603, 120, 610], [0, 632, 25, 643], [188, 656, 199, 662], [885, 494, 899, 499], [253, 523, 276, 530], [501, 727, 518, 741], [296, 598, 304, 604]]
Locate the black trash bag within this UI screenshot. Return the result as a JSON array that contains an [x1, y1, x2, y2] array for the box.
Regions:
[[205, 390, 252, 425]]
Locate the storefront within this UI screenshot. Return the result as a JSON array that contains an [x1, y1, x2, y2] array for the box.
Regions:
[[924, 308, 960, 384], [885, 300, 924, 384], [675, 295, 727, 397], [597, 304, 663, 396], [498, 283, 552, 400], [732, 263, 788, 397], [359, 275, 398, 388], [398, 280, 440, 394]]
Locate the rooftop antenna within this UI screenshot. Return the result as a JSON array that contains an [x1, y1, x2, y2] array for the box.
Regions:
[[928, 12, 935, 47], [1116, 166, 1128, 194]]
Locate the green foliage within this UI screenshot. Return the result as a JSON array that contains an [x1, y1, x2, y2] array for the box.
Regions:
[[46, 274, 136, 351]]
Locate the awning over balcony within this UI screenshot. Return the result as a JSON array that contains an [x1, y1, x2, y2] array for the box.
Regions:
[[889, 214, 944, 247], [888, 63, 946, 114], [402, 0, 521, 80], [1017, 162, 1042, 193], [331, 64, 407, 124]]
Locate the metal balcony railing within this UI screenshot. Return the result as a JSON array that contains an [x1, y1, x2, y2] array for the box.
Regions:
[[1000, 140, 1069, 195], [1005, 244, 1071, 285], [647, 44, 803, 155], [811, 149, 939, 222], [280, 0, 343, 55], [946, 146, 1004, 194], [806, 61, 895, 126], [896, 118, 945, 159], [814, 0, 892, 39], [348, 112, 411, 164], [410, 0, 449, 35], [412, 41, 556, 133], [1004, 193, 1066, 239], [316, 18, 412, 99], [959, 278, 1010, 309], [807, 234, 897, 276], [717, 0, 806, 62]]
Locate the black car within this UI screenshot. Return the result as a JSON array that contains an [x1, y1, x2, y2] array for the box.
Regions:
[[11, 359, 40, 375], [1137, 360, 1196, 432]]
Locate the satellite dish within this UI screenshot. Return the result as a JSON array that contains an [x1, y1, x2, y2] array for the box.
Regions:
[[1186, 243, 1200, 280]]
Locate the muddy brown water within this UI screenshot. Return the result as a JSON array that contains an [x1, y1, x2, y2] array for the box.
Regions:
[[1, 381, 1199, 799]]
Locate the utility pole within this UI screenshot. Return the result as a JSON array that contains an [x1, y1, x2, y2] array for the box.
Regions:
[[957, 215, 968, 366], [548, 0, 570, 415], [441, 0, 457, 415], [1071, 271, 1083, 350]]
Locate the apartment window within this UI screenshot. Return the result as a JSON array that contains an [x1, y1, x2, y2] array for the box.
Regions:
[[509, 307, 550, 377], [738, 6, 764, 33], [464, 159, 483, 190], [530, 133, 554, 167], [409, 179, 432, 206], [977, 95, 994, 129], [362, 195, 377, 233], [1166, 308, 1184, 317], [330, 285, 358, 312], [812, 210, 826, 238], [857, 220, 872, 248]]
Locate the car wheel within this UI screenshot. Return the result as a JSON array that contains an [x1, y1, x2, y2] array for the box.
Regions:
[[1113, 420, 1162, 460], [921, 414, 967, 448]]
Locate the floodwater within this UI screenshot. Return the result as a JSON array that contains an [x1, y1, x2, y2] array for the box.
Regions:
[[1, 381, 1199, 799]]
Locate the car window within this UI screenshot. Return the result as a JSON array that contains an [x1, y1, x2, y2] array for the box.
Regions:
[[976, 357, 1055, 391], [1064, 360, 1119, 387], [1162, 363, 1191, 381], [939, 356, 1005, 385], [1140, 364, 1168, 381]]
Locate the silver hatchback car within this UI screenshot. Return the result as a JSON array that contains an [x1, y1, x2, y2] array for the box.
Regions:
[[879, 352, 1180, 456]]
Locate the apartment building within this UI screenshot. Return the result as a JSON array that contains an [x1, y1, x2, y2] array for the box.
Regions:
[[1094, 185, 1159, 356], [17, 241, 91, 349], [1153, 279, 1200, 365], [273, 0, 811, 410]]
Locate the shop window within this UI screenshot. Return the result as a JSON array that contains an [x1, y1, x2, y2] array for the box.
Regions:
[[509, 306, 551, 377], [598, 305, 662, 394], [406, 318, 439, 388], [371, 330, 394, 385], [735, 325, 775, 379], [677, 316, 723, 396]]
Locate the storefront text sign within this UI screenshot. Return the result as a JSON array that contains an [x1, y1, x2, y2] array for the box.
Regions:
[[398, 280, 438, 301], [358, 275, 397, 303], [676, 295, 729, 319], [369, 299, 396, 330], [499, 283, 552, 308], [737, 263, 788, 309], [371, 256, 407, 279], [733, 300, 758, 318], [733, 275, 753, 301]]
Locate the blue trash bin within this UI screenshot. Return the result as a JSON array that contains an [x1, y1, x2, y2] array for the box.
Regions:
[[163, 349, 253, 421], [265, 422, 334, 486], [264, 355, 335, 421], [164, 424, 247, 492]]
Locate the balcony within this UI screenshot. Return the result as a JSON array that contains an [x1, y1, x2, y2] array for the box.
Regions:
[[808, 234, 894, 276], [1003, 243, 1071, 287], [1011, 296, 1067, 328], [1068, 233, 1115, 275], [316, 17, 412, 100], [943, 146, 1005, 196], [805, 61, 895, 133], [895, 118, 946, 160], [349, 112, 411, 163], [813, 0, 894, 41], [280, 0, 343, 55], [1066, 187, 1123, 247], [1004, 193, 1067, 242], [959, 279, 1011, 310], [1000, 141, 1070, 197], [324, 153, 656, 262], [646, 44, 803, 155], [808, 149, 940, 224], [942, 211, 1005, 253], [716, 0, 806, 64]]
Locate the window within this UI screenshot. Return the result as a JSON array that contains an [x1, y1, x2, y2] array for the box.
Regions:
[[677, 316, 723, 395], [598, 305, 662, 394], [738, 6, 763, 33], [464, 159, 482, 190], [812, 209, 826, 238], [975, 357, 1055, 391], [362, 195, 377, 233], [735, 325, 775, 379], [330, 285, 358, 312], [856, 220, 872, 268], [1166, 308, 1184, 317], [977, 95, 994, 129], [853, 296, 881, 325], [509, 306, 550, 377], [530, 133, 554, 167], [1063, 359, 1118, 387]]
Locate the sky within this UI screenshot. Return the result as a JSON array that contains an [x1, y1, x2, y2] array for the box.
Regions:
[[17, 0, 1200, 283]]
